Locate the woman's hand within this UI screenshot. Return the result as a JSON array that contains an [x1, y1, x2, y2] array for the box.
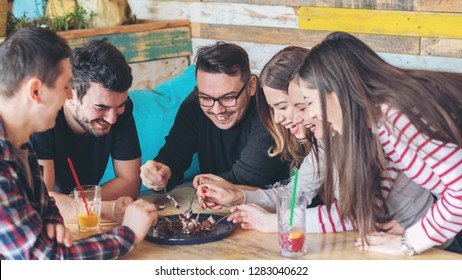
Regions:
[[354, 232, 402, 255], [376, 219, 405, 235], [196, 183, 244, 210], [229, 203, 278, 233], [193, 174, 258, 191], [193, 174, 235, 189]]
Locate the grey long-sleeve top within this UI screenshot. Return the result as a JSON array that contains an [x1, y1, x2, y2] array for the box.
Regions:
[[244, 149, 434, 232]]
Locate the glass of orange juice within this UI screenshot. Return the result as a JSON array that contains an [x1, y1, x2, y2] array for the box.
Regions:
[[74, 185, 101, 232], [277, 192, 307, 257]]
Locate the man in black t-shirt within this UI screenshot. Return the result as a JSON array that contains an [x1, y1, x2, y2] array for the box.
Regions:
[[31, 40, 141, 223], [140, 42, 289, 192]]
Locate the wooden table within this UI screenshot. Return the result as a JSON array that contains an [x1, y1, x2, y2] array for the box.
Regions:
[[69, 188, 462, 260]]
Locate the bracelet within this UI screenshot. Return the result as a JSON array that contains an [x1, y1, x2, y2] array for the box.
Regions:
[[401, 231, 418, 256], [239, 190, 246, 204]]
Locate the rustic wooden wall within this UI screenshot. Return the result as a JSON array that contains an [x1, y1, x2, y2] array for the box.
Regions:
[[128, 0, 462, 73], [60, 20, 193, 90]]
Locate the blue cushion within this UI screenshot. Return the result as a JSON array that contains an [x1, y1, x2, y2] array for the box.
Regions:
[[99, 65, 199, 191]]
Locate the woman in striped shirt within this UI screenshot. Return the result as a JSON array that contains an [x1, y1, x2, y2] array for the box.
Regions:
[[296, 31, 462, 255]]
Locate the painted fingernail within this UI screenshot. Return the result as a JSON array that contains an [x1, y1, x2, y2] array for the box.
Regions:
[[201, 205, 206, 210], [201, 189, 207, 194]]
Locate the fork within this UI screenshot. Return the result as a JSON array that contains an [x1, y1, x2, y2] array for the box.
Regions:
[[184, 190, 197, 219], [195, 197, 205, 221], [185, 180, 205, 218], [151, 186, 180, 208], [164, 188, 180, 208], [211, 213, 232, 230]]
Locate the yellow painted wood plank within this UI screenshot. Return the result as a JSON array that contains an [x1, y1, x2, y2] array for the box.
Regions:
[[299, 7, 462, 39]]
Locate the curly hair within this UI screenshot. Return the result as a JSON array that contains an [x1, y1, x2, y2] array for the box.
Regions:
[[71, 40, 132, 101]]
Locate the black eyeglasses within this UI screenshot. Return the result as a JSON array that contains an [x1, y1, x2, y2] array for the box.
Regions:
[[196, 78, 251, 107]]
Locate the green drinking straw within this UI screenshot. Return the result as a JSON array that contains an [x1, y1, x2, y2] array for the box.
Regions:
[[289, 168, 299, 228]]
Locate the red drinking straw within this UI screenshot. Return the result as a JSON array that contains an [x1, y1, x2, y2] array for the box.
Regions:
[[67, 157, 90, 215]]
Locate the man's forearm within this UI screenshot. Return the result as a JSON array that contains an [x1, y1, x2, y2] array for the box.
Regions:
[[100, 177, 140, 200], [49, 192, 77, 224]]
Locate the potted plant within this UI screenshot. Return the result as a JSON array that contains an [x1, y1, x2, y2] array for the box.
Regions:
[[6, 0, 95, 35]]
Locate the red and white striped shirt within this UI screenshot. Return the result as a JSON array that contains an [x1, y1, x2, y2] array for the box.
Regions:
[[376, 104, 462, 252]]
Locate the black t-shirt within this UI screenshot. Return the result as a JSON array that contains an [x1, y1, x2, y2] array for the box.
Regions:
[[155, 92, 290, 190], [30, 98, 141, 194]]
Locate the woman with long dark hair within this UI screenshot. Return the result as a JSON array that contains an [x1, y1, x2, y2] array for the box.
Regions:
[[296, 31, 462, 255]]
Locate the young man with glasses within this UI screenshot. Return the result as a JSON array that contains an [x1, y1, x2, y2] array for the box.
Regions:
[[141, 42, 290, 192]]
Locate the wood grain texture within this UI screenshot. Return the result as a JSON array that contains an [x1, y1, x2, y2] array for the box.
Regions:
[[203, 0, 415, 10], [0, 0, 6, 37], [69, 188, 462, 260], [65, 26, 192, 64], [130, 57, 190, 90], [197, 0, 462, 12], [58, 20, 190, 39], [421, 38, 462, 58], [299, 7, 462, 39], [129, 1, 298, 28], [192, 23, 420, 55], [192, 38, 462, 74], [418, 0, 462, 12]]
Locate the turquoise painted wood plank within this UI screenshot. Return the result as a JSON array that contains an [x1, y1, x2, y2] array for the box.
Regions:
[[67, 27, 192, 63], [379, 53, 462, 73]]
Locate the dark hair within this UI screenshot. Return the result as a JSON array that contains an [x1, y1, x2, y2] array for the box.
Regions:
[[298, 31, 462, 241], [71, 40, 132, 101], [194, 42, 251, 82], [257, 46, 313, 168], [0, 27, 71, 98]]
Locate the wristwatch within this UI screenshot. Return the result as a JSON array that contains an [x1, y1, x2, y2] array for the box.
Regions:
[[401, 231, 418, 256]]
